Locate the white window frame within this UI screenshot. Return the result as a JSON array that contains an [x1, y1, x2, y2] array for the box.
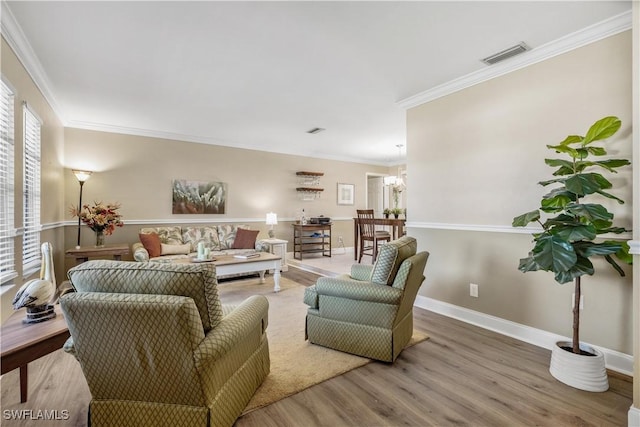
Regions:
[[22, 102, 42, 277], [0, 79, 16, 284]]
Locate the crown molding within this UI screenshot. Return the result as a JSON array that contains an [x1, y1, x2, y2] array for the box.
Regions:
[[0, 2, 67, 123], [397, 10, 633, 110]]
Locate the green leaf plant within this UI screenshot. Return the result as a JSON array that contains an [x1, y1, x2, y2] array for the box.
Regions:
[[512, 116, 632, 355]]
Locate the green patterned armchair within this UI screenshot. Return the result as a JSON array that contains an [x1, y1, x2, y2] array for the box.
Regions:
[[303, 236, 429, 362], [60, 260, 269, 427]]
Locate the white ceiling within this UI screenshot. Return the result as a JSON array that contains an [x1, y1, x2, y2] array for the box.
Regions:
[[2, 1, 632, 165]]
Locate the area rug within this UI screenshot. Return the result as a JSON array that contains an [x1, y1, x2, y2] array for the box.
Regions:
[[217, 276, 430, 414]]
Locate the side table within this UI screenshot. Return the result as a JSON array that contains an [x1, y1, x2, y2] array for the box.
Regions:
[[1, 306, 70, 402], [261, 238, 288, 272], [65, 244, 130, 265]]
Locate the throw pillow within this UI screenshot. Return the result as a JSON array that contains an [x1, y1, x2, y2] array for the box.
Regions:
[[160, 243, 191, 255], [139, 233, 162, 258], [232, 228, 259, 249]]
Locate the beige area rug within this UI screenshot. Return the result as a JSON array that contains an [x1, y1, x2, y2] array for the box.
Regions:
[[217, 276, 430, 414]]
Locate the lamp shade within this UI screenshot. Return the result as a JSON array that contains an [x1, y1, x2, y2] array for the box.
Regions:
[[73, 170, 92, 183], [266, 212, 278, 225]]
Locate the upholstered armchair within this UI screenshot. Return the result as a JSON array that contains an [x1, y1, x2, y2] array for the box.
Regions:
[[303, 236, 429, 362], [60, 260, 269, 427]]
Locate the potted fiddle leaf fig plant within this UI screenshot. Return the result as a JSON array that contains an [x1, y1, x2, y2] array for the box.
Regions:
[[512, 116, 632, 392]]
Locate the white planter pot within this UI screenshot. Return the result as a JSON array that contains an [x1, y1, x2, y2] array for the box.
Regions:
[[549, 341, 608, 392]]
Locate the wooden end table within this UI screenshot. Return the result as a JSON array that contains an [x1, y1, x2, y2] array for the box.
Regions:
[[65, 243, 130, 265], [1, 306, 70, 402]]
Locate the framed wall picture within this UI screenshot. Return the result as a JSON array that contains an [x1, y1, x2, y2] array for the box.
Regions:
[[337, 183, 355, 205], [172, 179, 227, 214]]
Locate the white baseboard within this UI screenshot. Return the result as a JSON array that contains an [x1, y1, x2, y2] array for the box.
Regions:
[[629, 406, 640, 427], [414, 296, 633, 376]]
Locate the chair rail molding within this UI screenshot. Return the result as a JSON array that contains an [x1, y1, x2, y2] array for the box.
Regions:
[[407, 221, 633, 240]]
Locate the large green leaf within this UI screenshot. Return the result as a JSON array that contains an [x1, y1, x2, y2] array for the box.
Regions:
[[583, 116, 621, 144], [538, 177, 566, 187], [572, 241, 622, 257], [558, 135, 583, 146], [550, 224, 597, 242], [532, 234, 577, 272], [593, 159, 631, 172], [565, 173, 612, 196], [518, 256, 540, 273], [541, 189, 574, 213], [553, 256, 594, 284], [566, 203, 613, 222], [604, 255, 626, 276], [586, 146, 607, 156], [546, 144, 579, 158], [512, 210, 540, 227], [543, 213, 579, 227], [595, 189, 625, 204], [545, 158, 575, 176], [614, 241, 633, 264]]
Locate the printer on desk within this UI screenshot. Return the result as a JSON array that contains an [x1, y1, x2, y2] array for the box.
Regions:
[[309, 216, 331, 224]]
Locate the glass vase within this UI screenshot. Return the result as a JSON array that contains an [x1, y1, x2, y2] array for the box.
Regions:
[[95, 230, 105, 247]]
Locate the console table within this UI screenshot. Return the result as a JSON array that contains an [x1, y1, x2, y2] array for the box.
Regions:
[[292, 223, 332, 260], [1, 306, 70, 402], [65, 244, 130, 265]]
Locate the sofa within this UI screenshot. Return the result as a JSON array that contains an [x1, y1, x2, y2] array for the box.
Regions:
[[61, 260, 270, 427], [132, 225, 268, 263]]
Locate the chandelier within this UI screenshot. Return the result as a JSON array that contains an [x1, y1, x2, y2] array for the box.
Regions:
[[383, 144, 405, 192]]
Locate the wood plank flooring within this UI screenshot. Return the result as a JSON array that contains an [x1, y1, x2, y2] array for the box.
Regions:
[[0, 267, 632, 426]]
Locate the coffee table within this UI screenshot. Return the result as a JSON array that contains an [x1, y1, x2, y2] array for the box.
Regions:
[[1, 305, 70, 402], [184, 252, 282, 292]]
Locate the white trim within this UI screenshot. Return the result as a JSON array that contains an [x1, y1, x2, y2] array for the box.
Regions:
[[0, 3, 66, 123], [628, 240, 640, 255], [629, 406, 640, 427], [407, 221, 633, 240], [59, 217, 355, 227], [397, 10, 632, 110], [414, 296, 633, 376]]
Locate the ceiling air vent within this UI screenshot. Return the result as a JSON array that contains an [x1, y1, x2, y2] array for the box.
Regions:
[[481, 42, 530, 65], [306, 127, 325, 135]]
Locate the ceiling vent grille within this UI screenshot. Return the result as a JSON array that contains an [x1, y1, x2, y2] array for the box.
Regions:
[[306, 127, 325, 134], [481, 42, 530, 65]]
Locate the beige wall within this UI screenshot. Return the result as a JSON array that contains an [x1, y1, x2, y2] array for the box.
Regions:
[[62, 128, 388, 271], [1, 37, 66, 322], [407, 32, 633, 354]]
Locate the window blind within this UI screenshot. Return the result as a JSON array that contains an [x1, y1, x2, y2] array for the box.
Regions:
[[22, 103, 41, 275], [0, 80, 15, 284]]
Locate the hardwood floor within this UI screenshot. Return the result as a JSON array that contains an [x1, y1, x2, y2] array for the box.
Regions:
[[0, 267, 632, 426]]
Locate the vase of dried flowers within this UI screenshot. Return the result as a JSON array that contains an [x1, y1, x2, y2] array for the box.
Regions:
[[71, 201, 124, 247]]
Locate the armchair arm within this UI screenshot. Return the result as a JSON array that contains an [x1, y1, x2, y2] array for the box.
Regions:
[[132, 242, 149, 262], [315, 276, 403, 305], [350, 264, 373, 281], [193, 295, 268, 369]]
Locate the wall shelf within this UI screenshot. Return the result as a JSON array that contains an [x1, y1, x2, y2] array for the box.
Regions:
[[296, 171, 324, 200]]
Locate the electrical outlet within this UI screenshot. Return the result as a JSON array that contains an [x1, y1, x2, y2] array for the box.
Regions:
[[338, 236, 344, 244], [571, 294, 584, 310], [470, 283, 479, 298]]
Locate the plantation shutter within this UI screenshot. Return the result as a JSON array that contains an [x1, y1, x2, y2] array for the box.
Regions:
[[0, 80, 16, 284], [22, 103, 41, 275]]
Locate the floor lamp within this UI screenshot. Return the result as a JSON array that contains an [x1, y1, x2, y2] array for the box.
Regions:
[[73, 170, 92, 248]]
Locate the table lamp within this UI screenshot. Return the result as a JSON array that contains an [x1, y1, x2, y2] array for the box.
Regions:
[[266, 212, 278, 238], [73, 169, 92, 248]]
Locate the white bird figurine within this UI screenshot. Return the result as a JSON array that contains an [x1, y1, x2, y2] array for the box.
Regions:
[[12, 242, 57, 323]]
